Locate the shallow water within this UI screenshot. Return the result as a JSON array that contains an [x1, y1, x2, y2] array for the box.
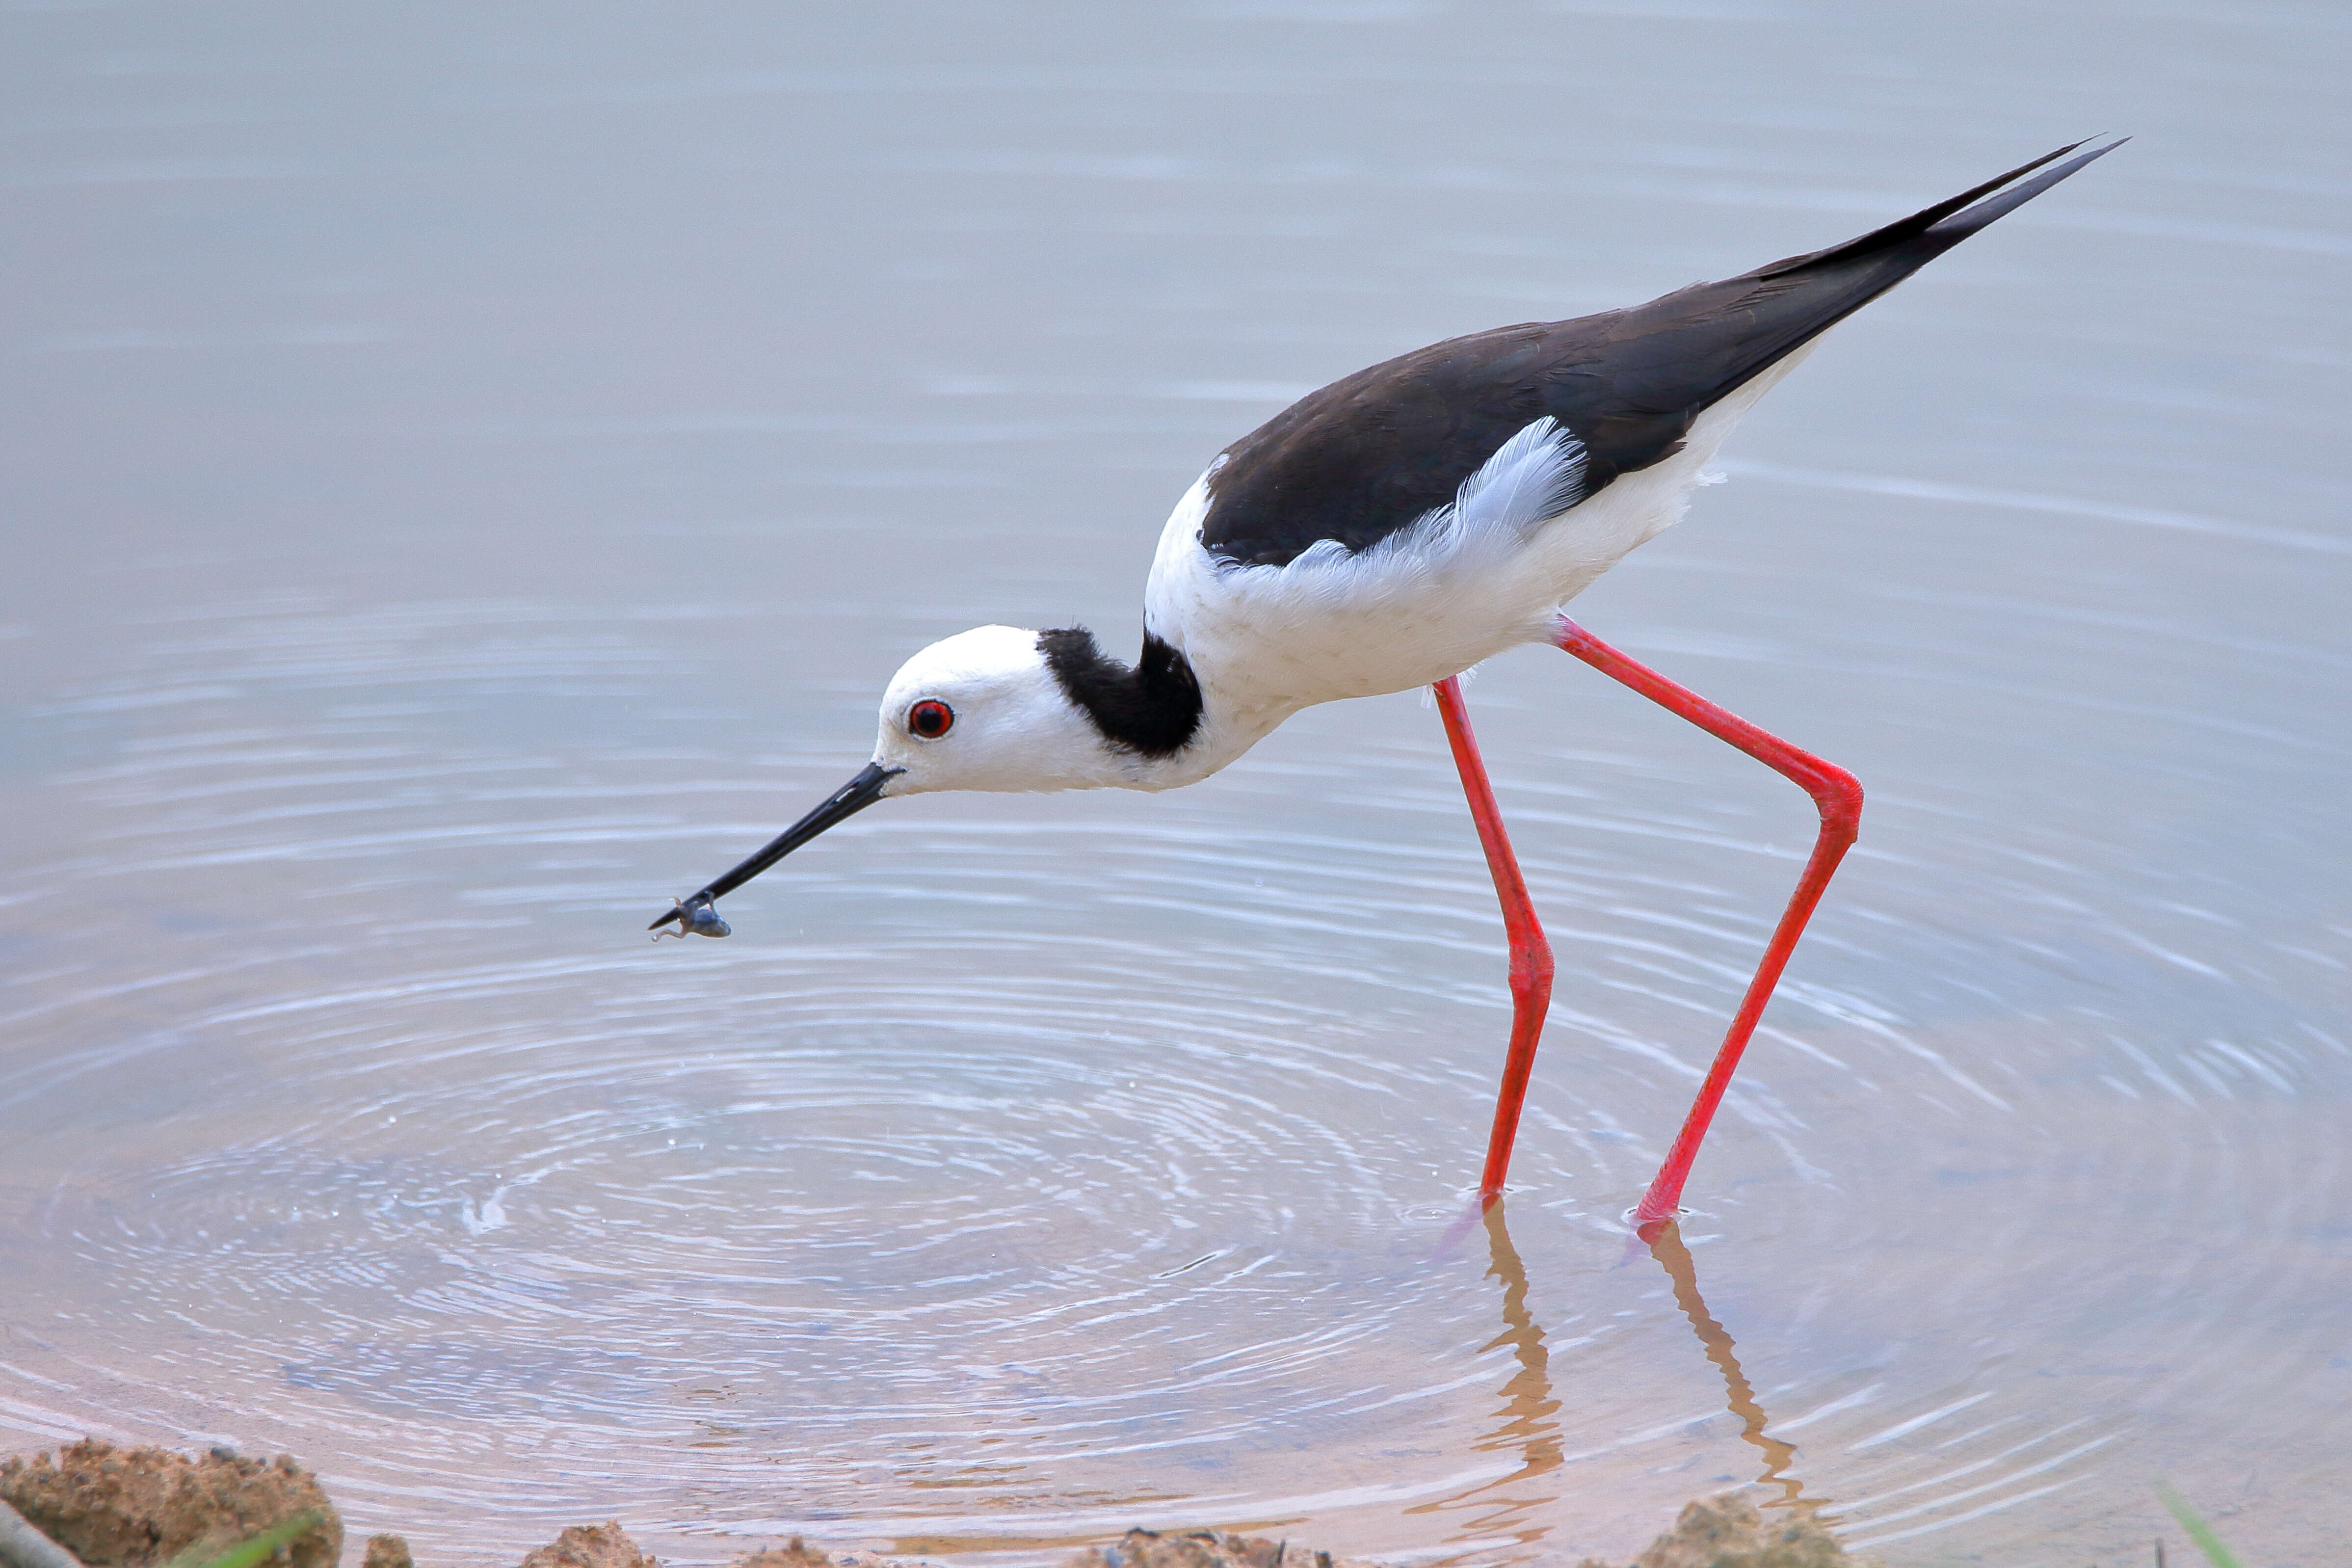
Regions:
[[3, 3, 2348, 1565]]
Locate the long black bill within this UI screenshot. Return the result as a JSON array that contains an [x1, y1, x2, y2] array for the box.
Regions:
[[649, 761, 901, 936]]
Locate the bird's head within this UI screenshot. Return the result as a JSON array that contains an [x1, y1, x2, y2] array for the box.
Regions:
[[869, 624, 1117, 795], [649, 624, 1117, 938]]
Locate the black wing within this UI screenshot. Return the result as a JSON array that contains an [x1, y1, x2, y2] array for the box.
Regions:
[[1199, 140, 2122, 568]]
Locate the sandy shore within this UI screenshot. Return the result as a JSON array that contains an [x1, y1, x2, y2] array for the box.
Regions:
[[0, 1440, 1869, 1568]]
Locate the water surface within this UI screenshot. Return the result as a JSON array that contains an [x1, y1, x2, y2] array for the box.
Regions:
[[3, 3, 2347, 1565]]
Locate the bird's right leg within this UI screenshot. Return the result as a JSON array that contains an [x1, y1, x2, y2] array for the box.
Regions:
[[1432, 676, 1556, 1205]]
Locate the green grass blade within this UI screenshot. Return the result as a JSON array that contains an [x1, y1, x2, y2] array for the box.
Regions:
[[2153, 1482, 2244, 1568], [172, 1509, 328, 1568]]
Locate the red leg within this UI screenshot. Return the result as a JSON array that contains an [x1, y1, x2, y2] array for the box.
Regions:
[[1432, 676, 1556, 1204], [1551, 618, 1862, 1224]]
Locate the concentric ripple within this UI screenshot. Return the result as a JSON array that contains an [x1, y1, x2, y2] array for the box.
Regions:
[[7, 8, 2352, 1563], [4, 564, 2345, 1567]]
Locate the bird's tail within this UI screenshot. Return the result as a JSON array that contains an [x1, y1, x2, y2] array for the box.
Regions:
[[1619, 137, 2128, 429], [1759, 137, 2127, 281]]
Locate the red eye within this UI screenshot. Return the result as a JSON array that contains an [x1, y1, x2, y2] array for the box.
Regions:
[[907, 699, 954, 739]]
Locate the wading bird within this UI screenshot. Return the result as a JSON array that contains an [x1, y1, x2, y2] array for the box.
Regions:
[[653, 141, 2119, 1223]]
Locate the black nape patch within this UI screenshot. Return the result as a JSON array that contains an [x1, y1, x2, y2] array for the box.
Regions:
[[1038, 628, 1203, 757]]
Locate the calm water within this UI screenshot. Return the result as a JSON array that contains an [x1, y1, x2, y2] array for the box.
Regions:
[[3, 4, 2347, 1565]]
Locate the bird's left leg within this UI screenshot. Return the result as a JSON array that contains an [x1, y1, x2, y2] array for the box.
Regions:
[[1432, 676, 1556, 1205], [1550, 617, 1862, 1225]]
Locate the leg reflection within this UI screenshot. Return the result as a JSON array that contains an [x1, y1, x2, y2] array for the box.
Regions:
[[1478, 1199, 1564, 1480], [1407, 1199, 1562, 1551], [1640, 1218, 1819, 1513]]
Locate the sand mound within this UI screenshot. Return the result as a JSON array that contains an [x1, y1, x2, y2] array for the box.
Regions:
[[727, 1541, 836, 1568], [513, 1522, 661, 1568], [362, 1536, 417, 1568], [1071, 1529, 1355, 1568], [0, 1439, 338, 1568], [1600, 1492, 1875, 1568]]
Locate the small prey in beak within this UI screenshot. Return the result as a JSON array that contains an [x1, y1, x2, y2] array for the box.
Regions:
[[649, 761, 900, 938], [653, 897, 731, 940]]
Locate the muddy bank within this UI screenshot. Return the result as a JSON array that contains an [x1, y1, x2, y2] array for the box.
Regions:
[[0, 1442, 1870, 1568]]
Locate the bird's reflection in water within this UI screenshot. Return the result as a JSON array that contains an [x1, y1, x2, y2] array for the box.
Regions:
[[1407, 1200, 1564, 1553], [1639, 1218, 1825, 1516], [1416, 1206, 1827, 1556]]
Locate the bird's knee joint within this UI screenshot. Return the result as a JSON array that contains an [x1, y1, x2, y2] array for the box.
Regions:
[[1812, 767, 1863, 835]]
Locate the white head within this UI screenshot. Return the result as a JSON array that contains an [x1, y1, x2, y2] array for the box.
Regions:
[[870, 624, 1125, 796], [649, 624, 1156, 938]]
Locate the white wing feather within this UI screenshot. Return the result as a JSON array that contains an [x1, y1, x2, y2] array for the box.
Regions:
[[1449, 416, 1589, 538]]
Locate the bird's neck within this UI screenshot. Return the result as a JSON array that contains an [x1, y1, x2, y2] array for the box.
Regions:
[[1039, 627, 1201, 755], [1037, 624, 1292, 792]]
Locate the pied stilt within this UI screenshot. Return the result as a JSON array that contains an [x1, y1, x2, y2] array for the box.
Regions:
[[653, 140, 2121, 1222]]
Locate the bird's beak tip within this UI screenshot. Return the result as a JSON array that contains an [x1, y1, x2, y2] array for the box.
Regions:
[[648, 762, 900, 944]]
